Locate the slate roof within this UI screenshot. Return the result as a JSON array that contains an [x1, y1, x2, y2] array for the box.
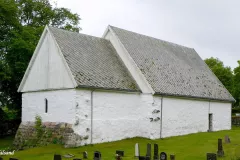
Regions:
[[110, 26, 235, 102], [49, 27, 139, 91]]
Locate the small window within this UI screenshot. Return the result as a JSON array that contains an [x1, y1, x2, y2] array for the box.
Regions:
[[45, 98, 48, 113]]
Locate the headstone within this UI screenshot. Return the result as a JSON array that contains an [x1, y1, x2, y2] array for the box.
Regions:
[[0, 157, 3, 160], [83, 151, 88, 159], [153, 144, 159, 160], [224, 135, 230, 143], [146, 143, 151, 159], [135, 143, 140, 157], [9, 158, 18, 160], [138, 156, 146, 160], [115, 154, 121, 160], [217, 139, 224, 157], [206, 153, 217, 160], [116, 150, 124, 157], [73, 159, 82, 160], [94, 151, 101, 160], [160, 152, 167, 160], [170, 154, 175, 160], [54, 154, 62, 160]]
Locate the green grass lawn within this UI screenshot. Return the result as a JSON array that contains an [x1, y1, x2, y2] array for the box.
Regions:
[[1, 127, 240, 160]]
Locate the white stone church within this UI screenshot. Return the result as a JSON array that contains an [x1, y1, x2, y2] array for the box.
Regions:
[[18, 25, 234, 146]]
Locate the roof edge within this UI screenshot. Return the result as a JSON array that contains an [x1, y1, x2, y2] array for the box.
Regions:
[[154, 92, 235, 103]]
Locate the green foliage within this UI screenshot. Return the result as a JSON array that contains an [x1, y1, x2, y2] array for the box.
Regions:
[[0, 0, 81, 119], [34, 115, 43, 139], [233, 61, 240, 106], [205, 57, 234, 93]]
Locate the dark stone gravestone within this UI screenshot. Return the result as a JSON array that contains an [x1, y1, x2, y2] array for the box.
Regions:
[[160, 152, 167, 160], [83, 151, 88, 159], [0, 157, 2, 160], [138, 156, 146, 160], [217, 139, 224, 157], [54, 154, 62, 160], [224, 135, 230, 143], [94, 151, 101, 160], [153, 144, 159, 160], [9, 158, 18, 160], [170, 154, 175, 160], [146, 143, 151, 160], [73, 159, 82, 160], [206, 153, 217, 160], [116, 150, 124, 157]]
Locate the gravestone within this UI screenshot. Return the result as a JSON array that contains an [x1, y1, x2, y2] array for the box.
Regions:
[[0, 157, 2, 160], [94, 151, 101, 160], [138, 156, 146, 160], [224, 135, 230, 143], [116, 150, 124, 157], [160, 152, 167, 160], [116, 154, 121, 160], [73, 159, 82, 160], [83, 151, 88, 159], [146, 143, 151, 159], [206, 153, 217, 160], [9, 158, 18, 160], [153, 144, 159, 160], [54, 154, 62, 160], [170, 154, 175, 160], [217, 139, 224, 157], [135, 143, 140, 157]]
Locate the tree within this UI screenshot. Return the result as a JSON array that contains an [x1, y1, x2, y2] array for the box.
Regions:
[[205, 57, 234, 94], [233, 61, 240, 107], [0, 0, 81, 119]]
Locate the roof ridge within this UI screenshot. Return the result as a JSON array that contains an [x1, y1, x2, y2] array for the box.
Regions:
[[48, 26, 108, 41], [109, 25, 194, 50]]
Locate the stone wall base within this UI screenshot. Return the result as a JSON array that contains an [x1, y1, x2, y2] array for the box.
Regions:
[[13, 122, 82, 150]]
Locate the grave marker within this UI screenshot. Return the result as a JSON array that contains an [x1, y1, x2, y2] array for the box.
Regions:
[[217, 139, 224, 157], [83, 151, 88, 159], [94, 151, 101, 160], [206, 153, 217, 160], [0, 157, 2, 160], [116, 150, 124, 157], [160, 152, 167, 160], [9, 158, 18, 160], [170, 154, 175, 160], [146, 143, 151, 159], [224, 135, 230, 143], [153, 144, 159, 160], [54, 154, 62, 160], [135, 143, 140, 157]]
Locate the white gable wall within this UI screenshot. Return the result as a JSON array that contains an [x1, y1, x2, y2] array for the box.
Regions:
[[20, 29, 75, 92]]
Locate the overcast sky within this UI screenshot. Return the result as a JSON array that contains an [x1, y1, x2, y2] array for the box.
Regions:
[[54, 0, 239, 69]]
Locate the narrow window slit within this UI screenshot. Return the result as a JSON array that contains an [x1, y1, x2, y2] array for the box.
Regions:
[[45, 98, 48, 113]]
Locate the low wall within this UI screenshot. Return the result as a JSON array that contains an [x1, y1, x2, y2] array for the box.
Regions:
[[13, 122, 84, 150]]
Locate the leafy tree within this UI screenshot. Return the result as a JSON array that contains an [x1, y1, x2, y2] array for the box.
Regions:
[[205, 57, 234, 94], [233, 61, 240, 107], [0, 0, 81, 119]]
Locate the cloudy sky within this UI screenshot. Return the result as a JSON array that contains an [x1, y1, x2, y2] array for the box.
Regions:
[[54, 0, 239, 69]]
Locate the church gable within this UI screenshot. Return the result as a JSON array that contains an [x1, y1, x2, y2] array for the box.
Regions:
[[18, 27, 76, 92]]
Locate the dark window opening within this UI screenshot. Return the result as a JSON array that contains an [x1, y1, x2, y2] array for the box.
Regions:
[[45, 99, 48, 113]]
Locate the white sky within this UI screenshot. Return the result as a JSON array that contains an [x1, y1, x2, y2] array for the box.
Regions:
[[54, 0, 240, 69]]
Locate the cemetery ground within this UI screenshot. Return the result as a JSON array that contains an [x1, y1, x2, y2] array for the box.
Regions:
[[1, 127, 240, 160]]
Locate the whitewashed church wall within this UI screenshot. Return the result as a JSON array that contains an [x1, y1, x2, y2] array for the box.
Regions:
[[209, 102, 231, 131], [22, 89, 76, 123]]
